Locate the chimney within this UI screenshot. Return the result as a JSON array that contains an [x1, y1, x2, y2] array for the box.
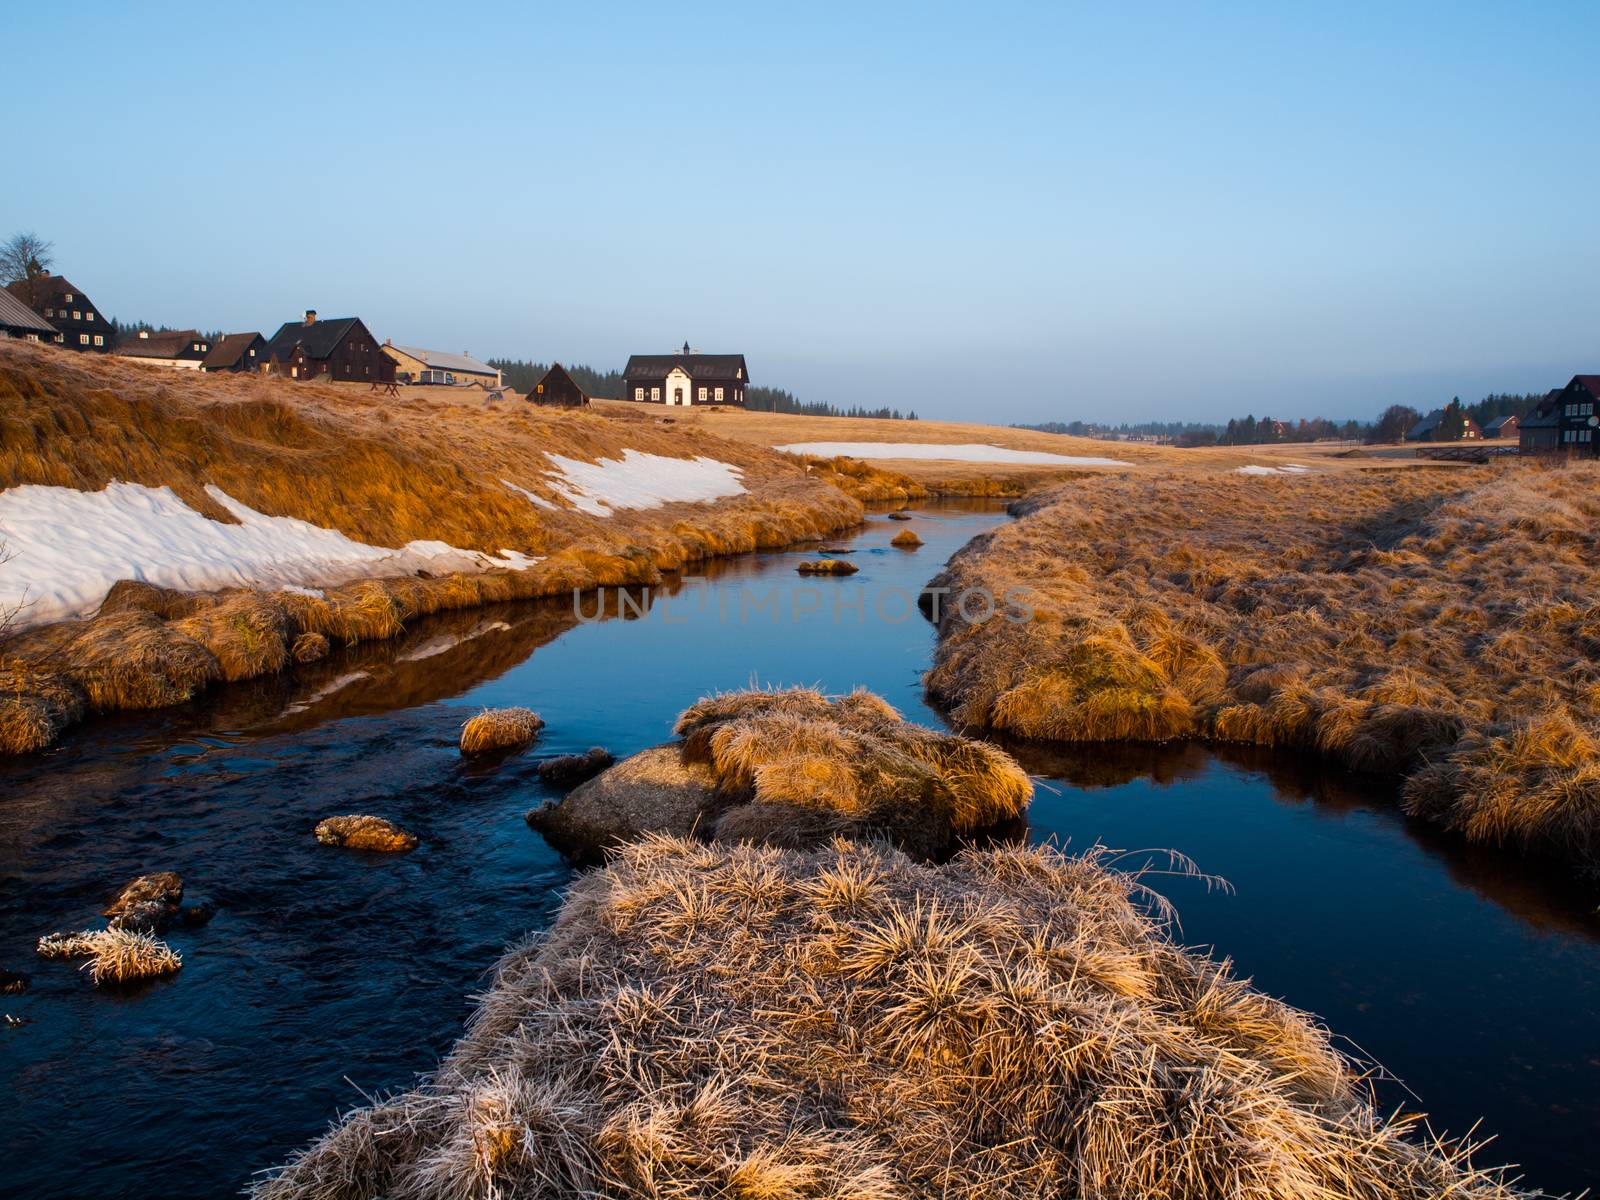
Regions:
[[304, 309, 317, 325]]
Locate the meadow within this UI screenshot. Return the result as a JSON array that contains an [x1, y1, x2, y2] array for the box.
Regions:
[[926, 462, 1600, 870]]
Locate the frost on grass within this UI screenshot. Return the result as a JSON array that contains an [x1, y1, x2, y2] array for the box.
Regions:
[[0, 481, 538, 628], [255, 836, 1518, 1200], [537, 451, 747, 517], [776, 440, 1132, 466], [37, 927, 181, 986]]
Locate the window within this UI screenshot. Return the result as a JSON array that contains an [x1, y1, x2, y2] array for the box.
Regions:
[[72, 311, 81, 320], [698, 386, 707, 402], [248, 348, 255, 357], [1567, 403, 1579, 417], [93, 335, 104, 346], [44, 307, 53, 317], [64, 293, 73, 303], [79, 333, 89, 344], [650, 387, 660, 401], [86, 311, 94, 321], [715, 387, 724, 401], [635, 387, 644, 401]]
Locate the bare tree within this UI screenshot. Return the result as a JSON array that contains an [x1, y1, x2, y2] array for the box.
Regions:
[[0, 231, 55, 288]]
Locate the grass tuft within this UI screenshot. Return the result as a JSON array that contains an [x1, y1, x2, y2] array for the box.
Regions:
[[36, 927, 182, 986], [460, 707, 544, 755], [254, 837, 1520, 1200]]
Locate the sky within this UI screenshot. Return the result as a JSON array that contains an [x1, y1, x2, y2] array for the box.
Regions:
[[6, 1, 1597, 423]]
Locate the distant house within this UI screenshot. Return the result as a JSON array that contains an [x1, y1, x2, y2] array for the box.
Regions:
[[4, 274, 111, 351], [115, 329, 212, 370], [528, 363, 588, 407], [1405, 407, 1482, 443], [1483, 414, 1519, 439], [623, 343, 747, 407], [380, 341, 501, 387], [202, 332, 267, 373], [265, 311, 393, 382], [0, 288, 58, 341]]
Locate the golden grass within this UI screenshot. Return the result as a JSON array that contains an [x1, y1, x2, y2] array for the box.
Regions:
[[0, 341, 867, 752], [796, 558, 859, 575], [36, 927, 182, 986], [890, 529, 923, 548], [314, 814, 419, 853], [673, 686, 1031, 856], [460, 707, 544, 755], [926, 461, 1600, 868], [254, 835, 1517, 1200]]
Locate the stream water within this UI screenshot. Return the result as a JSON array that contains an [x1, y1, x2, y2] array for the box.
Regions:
[[1, 500, 1596, 1197]]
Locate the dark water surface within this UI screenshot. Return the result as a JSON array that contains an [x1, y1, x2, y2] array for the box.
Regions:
[[2, 500, 1597, 1197]]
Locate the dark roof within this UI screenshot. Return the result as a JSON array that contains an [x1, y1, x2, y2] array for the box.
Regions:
[[1405, 410, 1443, 440], [202, 332, 264, 370], [5, 273, 87, 311], [265, 317, 361, 362], [116, 329, 204, 359], [1484, 414, 1519, 432], [0, 287, 57, 335], [623, 352, 748, 383], [1572, 375, 1600, 398]]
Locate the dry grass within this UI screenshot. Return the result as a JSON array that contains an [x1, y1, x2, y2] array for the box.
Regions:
[[926, 462, 1600, 869], [460, 707, 544, 755], [314, 814, 419, 853], [796, 558, 859, 575], [36, 927, 182, 986], [254, 835, 1519, 1200], [673, 686, 1031, 856], [0, 341, 867, 752], [890, 529, 923, 548], [793, 454, 929, 502]]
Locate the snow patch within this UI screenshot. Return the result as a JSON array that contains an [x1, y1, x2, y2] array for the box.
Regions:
[[0, 481, 540, 629], [1233, 464, 1313, 476], [502, 479, 558, 510], [540, 450, 747, 517], [776, 441, 1131, 467]]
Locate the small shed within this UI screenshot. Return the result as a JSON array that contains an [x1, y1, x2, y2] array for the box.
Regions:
[[1483, 414, 1519, 440], [529, 363, 589, 407]]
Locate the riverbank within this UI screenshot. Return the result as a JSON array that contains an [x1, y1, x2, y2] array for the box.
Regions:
[[924, 461, 1600, 872], [0, 342, 864, 753]]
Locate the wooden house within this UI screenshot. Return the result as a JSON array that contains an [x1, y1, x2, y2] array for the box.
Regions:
[[1548, 375, 1600, 455], [202, 332, 267, 373], [380, 341, 501, 387], [1405, 407, 1482, 442], [5, 274, 111, 351], [0, 288, 58, 341], [1518, 392, 1563, 453], [115, 329, 212, 370], [623, 343, 748, 406], [1483, 414, 1519, 440], [265, 311, 393, 382], [529, 363, 588, 406]]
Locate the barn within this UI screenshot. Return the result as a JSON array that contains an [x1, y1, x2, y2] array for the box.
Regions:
[[623, 343, 747, 407], [529, 363, 588, 406]]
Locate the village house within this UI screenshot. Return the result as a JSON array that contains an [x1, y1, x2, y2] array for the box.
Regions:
[[202, 332, 268, 373], [1483, 414, 1519, 439], [623, 343, 748, 406], [115, 329, 212, 370], [1526, 375, 1600, 456], [4, 273, 111, 351], [528, 363, 588, 406], [380, 341, 501, 387], [1405, 407, 1482, 442], [0, 288, 58, 341], [264, 311, 393, 382]]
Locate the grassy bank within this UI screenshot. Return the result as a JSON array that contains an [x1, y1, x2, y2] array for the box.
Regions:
[[256, 833, 1518, 1198], [0, 342, 863, 753], [925, 462, 1600, 871]]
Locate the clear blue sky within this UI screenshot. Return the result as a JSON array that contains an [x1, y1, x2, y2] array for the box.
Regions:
[[7, 1, 1596, 422]]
